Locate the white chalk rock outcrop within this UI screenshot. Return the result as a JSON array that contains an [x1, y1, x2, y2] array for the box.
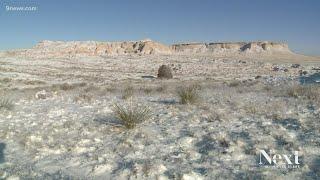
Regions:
[[2, 40, 292, 59], [171, 41, 291, 54]]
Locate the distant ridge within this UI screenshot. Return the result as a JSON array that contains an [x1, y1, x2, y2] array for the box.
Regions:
[[2, 39, 293, 59]]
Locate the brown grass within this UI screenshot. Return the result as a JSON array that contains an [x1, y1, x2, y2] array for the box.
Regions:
[[0, 97, 14, 110], [121, 86, 134, 99], [177, 85, 201, 104], [286, 84, 320, 103]]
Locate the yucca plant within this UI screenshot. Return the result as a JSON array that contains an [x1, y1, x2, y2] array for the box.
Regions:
[[177, 85, 201, 104], [113, 103, 152, 129]]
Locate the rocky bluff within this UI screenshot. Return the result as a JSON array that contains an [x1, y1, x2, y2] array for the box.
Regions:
[[3, 39, 291, 58]]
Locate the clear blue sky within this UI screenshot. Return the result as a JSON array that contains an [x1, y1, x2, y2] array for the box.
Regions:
[[0, 0, 319, 55]]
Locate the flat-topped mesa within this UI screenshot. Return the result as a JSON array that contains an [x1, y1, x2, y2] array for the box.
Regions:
[[171, 41, 291, 54], [2, 40, 292, 59]]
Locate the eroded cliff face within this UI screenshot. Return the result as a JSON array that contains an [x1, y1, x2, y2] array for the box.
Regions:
[[171, 41, 290, 54], [2, 40, 292, 58], [6, 39, 173, 59]]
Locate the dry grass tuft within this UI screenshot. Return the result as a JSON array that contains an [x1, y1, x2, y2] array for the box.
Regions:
[[113, 103, 152, 129], [60, 83, 76, 91], [0, 97, 14, 110], [74, 93, 93, 103], [286, 84, 320, 103], [53, 82, 87, 91], [140, 86, 153, 94], [228, 80, 241, 87], [177, 85, 201, 104], [156, 83, 167, 93], [121, 86, 134, 99], [0, 78, 12, 84]]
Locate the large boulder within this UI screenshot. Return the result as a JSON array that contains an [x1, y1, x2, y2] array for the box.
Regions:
[[157, 65, 173, 79]]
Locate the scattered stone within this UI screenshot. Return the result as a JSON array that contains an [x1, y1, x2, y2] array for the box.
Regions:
[[291, 64, 300, 68], [272, 66, 280, 71], [35, 90, 47, 99], [299, 70, 308, 76], [255, 75, 262, 79]]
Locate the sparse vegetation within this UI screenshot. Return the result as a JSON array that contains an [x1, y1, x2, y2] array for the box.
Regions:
[[1, 44, 320, 179], [23, 80, 46, 85], [113, 103, 152, 129], [74, 93, 93, 102], [59, 83, 75, 91], [286, 85, 305, 98], [228, 80, 241, 87], [244, 104, 258, 115], [140, 86, 153, 94], [0, 97, 14, 110], [207, 112, 222, 122], [84, 85, 100, 93], [121, 86, 134, 99], [156, 83, 167, 93], [286, 84, 320, 102], [55, 82, 87, 91], [105, 87, 117, 93], [177, 85, 201, 104], [0, 78, 12, 84]]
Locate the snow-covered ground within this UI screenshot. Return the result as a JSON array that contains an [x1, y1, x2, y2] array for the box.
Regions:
[[0, 55, 319, 179]]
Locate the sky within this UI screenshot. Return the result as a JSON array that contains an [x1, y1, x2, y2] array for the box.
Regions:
[[0, 0, 319, 55]]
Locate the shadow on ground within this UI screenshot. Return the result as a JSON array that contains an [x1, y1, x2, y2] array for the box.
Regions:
[[150, 99, 177, 105], [0, 143, 5, 164], [141, 75, 156, 79], [94, 114, 123, 127], [299, 72, 320, 84]]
